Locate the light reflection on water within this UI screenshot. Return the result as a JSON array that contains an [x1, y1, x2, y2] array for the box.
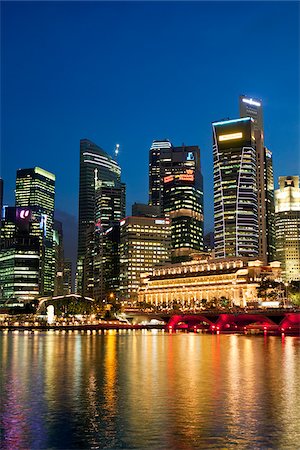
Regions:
[[0, 332, 299, 449]]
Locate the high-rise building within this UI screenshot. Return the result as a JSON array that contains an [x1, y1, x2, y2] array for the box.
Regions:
[[63, 259, 72, 295], [148, 141, 204, 260], [15, 167, 55, 295], [0, 206, 40, 302], [149, 139, 172, 208], [275, 176, 300, 282], [239, 96, 276, 262], [212, 117, 259, 259], [53, 220, 64, 296], [76, 139, 123, 294], [119, 216, 171, 301]]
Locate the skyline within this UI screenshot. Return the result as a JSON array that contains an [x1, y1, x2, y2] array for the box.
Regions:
[[2, 1, 300, 255]]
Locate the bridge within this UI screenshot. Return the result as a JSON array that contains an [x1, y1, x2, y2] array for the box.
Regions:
[[166, 312, 300, 335], [37, 294, 95, 313]]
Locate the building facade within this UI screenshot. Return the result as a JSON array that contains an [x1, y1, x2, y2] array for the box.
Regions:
[[275, 176, 300, 282], [0, 206, 40, 302], [119, 216, 171, 301], [149, 140, 204, 260], [213, 117, 259, 259], [15, 167, 55, 295], [76, 139, 123, 294], [239, 96, 276, 262], [138, 256, 281, 308]]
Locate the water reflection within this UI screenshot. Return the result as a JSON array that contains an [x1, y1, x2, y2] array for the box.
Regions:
[[0, 332, 299, 449]]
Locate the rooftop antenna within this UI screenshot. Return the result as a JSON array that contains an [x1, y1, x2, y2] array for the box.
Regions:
[[114, 143, 120, 161]]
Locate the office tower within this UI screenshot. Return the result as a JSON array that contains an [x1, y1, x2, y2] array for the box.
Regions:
[[15, 167, 55, 295], [275, 176, 300, 282], [94, 223, 121, 301], [239, 96, 276, 262], [204, 232, 214, 253], [148, 141, 204, 260], [76, 139, 123, 294], [63, 259, 72, 295], [119, 216, 171, 301], [0, 206, 40, 302], [53, 220, 64, 296], [212, 117, 259, 259], [149, 139, 172, 208]]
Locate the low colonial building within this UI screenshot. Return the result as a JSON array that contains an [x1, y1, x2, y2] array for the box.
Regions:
[[138, 255, 281, 308]]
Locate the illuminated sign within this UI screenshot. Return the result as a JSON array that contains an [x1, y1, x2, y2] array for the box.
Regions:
[[242, 98, 261, 107], [218, 132, 243, 142], [164, 170, 194, 183], [120, 219, 125, 226], [164, 175, 174, 183], [155, 219, 166, 225], [186, 152, 194, 161], [20, 209, 30, 219]]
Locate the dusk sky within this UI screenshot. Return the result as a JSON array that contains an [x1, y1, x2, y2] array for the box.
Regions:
[[2, 1, 299, 260]]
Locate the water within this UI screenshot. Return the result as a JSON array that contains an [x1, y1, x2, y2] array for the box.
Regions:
[[0, 330, 299, 449]]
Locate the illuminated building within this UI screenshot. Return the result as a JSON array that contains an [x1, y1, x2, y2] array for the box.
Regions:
[[0, 206, 40, 302], [15, 167, 55, 295], [63, 259, 72, 295], [119, 216, 171, 301], [76, 139, 123, 294], [213, 117, 258, 259], [53, 220, 64, 296], [138, 256, 281, 308], [275, 176, 300, 282], [149, 139, 172, 208], [239, 96, 276, 262], [149, 140, 204, 260]]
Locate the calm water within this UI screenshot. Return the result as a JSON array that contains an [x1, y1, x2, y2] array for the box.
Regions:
[[0, 331, 300, 449]]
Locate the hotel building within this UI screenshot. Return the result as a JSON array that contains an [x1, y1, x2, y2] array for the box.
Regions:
[[275, 176, 300, 282], [138, 256, 281, 308]]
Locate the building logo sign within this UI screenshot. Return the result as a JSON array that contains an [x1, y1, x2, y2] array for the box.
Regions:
[[186, 152, 194, 161]]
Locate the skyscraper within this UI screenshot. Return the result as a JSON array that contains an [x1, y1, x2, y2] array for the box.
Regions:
[[149, 139, 172, 208], [239, 96, 276, 262], [148, 140, 204, 260], [76, 139, 124, 295], [0, 206, 40, 302], [275, 176, 300, 282], [212, 117, 259, 259], [15, 167, 55, 295]]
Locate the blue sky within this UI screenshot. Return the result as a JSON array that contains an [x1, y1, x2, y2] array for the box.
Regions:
[[1, 1, 299, 258]]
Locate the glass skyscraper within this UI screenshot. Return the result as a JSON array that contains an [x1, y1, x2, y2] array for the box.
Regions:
[[239, 96, 276, 262], [76, 139, 124, 295], [15, 167, 55, 295], [149, 140, 204, 260], [212, 117, 259, 259]]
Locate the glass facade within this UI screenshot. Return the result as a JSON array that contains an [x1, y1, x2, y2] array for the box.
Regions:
[[76, 139, 123, 294], [15, 167, 55, 295], [213, 118, 259, 259]]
